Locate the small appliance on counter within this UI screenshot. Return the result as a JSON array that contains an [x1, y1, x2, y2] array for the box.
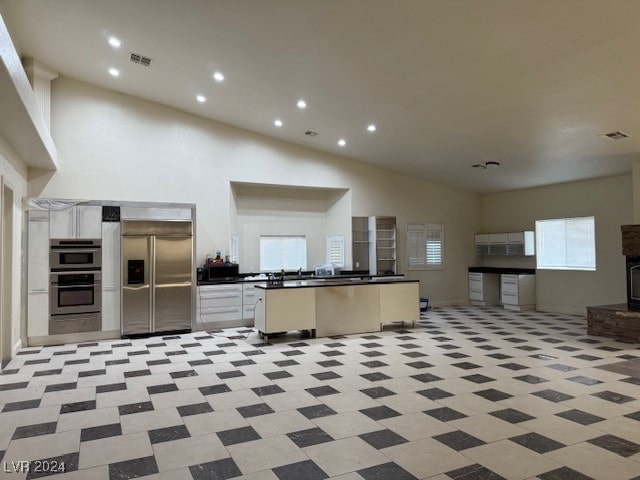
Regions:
[[315, 264, 341, 277], [203, 263, 239, 281]]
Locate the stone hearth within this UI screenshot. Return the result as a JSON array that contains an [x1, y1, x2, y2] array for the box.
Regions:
[[587, 303, 640, 343]]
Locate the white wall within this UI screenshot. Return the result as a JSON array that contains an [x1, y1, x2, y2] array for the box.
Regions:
[[482, 175, 632, 314], [0, 134, 28, 355], [34, 76, 482, 305]]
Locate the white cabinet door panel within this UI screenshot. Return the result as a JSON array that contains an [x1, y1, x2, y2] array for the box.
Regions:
[[102, 222, 121, 288], [77, 206, 102, 239], [28, 218, 50, 293], [49, 209, 74, 239]]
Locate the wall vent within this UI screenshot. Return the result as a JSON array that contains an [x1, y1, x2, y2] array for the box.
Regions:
[[602, 131, 629, 140], [130, 53, 153, 67], [305, 130, 318, 137]]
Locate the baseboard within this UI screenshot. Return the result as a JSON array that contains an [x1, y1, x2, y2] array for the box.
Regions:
[[28, 330, 121, 347], [11, 338, 22, 358], [536, 304, 586, 316], [194, 319, 254, 330], [430, 299, 472, 308]]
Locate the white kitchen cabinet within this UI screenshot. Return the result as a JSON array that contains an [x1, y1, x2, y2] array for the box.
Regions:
[[28, 211, 50, 293], [197, 284, 243, 325], [242, 283, 262, 320], [102, 287, 120, 332], [50, 205, 102, 239], [27, 291, 49, 337], [254, 287, 316, 340], [501, 274, 536, 311], [474, 231, 535, 256], [468, 272, 500, 306], [101, 222, 121, 288]]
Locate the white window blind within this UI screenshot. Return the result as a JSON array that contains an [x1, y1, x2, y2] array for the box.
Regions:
[[406, 223, 444, 270], [535, 216, 595, 271], [259, 236, 307, 271], [326, 235, 345, 267]]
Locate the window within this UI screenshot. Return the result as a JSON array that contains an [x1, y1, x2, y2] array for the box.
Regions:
[[535, 216, 595, 271], [326, 234, 345, 267], [259, 236, 307, 271], [406, 223, 444, 270]]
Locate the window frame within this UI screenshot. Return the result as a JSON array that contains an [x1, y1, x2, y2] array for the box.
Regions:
[[406, 222, 445, 271], [535, 216, 596, 271], [259, 235, 308, 272]]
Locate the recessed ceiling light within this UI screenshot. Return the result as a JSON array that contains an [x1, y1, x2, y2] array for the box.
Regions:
[[108, 37, 121, 48], [108, 68, 120, 77], [213, 71, 225, 83], [274, 119, 283, 127], [367, 124, 376, 132], [485, 161, 500, 168], [196, 94, 206, 103], [297, 99, 307, 109], [338, 139, 346, 147]]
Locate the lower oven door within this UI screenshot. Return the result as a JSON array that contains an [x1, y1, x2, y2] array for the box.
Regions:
[[50, 272, 102, 316]]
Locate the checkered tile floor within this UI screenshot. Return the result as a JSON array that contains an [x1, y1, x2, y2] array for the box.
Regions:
[[1, 307, 640, 479]]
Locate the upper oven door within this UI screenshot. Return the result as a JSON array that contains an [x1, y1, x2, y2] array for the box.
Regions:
[[50, 271, 102, 315], [50, 240, 102, 271]]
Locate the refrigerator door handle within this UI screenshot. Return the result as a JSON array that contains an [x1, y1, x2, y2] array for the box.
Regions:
[[150, 236, 155, 333]]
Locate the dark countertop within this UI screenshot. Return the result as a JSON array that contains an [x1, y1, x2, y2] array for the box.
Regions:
[[468, 267, 536, 275], [255, 278, 419, 290], [198, 273, 403, 286]]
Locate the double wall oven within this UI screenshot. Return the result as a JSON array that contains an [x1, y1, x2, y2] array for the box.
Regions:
[[49, 240, 102, 334]]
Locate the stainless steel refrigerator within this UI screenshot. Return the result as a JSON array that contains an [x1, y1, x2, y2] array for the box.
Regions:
[[121, 220, 193, 336]]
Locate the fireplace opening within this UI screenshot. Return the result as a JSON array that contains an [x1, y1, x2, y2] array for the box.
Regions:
[[627, 256, 640, 311]]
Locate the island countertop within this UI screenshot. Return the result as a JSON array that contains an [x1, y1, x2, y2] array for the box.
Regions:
[[255, 278, 419, 290]]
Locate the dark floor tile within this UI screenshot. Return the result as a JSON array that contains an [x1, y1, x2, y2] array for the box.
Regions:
[[118, 401, 154, 416], [592, 390, 635, 404], [497, 362, 528, 371], [360, 405, 401, 421], [2, 399, 41, 412], [624, 411, 640, 422], [199, 384, 231, 396], [546, 363, 578, 372], [190, 457, 242, 480], [282, 349, 304, 357], [188, 359, 213, 367], [33, 368, 63, 377], [96, 382, 127, 394], [146, 383, 178, 395], [424, 407, 467, 422], [287, 427, 333, 448], [358, 461, 417, 480], [489, 408, 535, 424], [509, 432, 565, 453], [78, 368, 107, 377], [165, 350, 188, 356], [573, 354, 602, 361], [588, 434, 640, 457], [311, 371, 341, 381], [411, 373, 443, 383], [620, 377, 640, 386], [405, 361, 433, 369], [359, 428, 408, 449], [216, 370, 245, 379], [361, 360, 388, 368], [555, 409, 605, 425], [513, 374, 548, 384], [169, 370, 198, 379], [452, 362, 482, 370], [433, 430, 485, 451], [177, 402, 214, 417], [531, 389, 575, 403], [216, 426, 261, 446], [231, 359, 255, 367], [360, 386, 396, 399], [24, 359, 51, 366], [402, 351, 428, 358], [60, 400, 96, 414], [461, 374, 495, 384], [446, 352, 471, 359], [108, 455, 158, 480], [147, 359, 171, 366], [25, 452, 79, 479], [252, 384, 285, 396], [361, 372, 391, 382], [417, 387, 454, 400], [473, 389, 513, 402], [264, 371, 293, 380], [123, 369, 151, 378], [12, 421, 57, 440], [274, 359, 298, 367], [567, 376, 603, 386], [297, 404, 337, 419], [44, 382, 77, 392], [317, 359, 342, 367], [237, 403, 275, 418], [446, 463, 507, 480], [148, 424, 190, 444], [537, 466, 595, 480], [272, 459, 328, 480], [306, 385, 339, 397], [80, 423, 122, 442]]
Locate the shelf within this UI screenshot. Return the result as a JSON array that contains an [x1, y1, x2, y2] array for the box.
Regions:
[[353, 241, 371, 244], [376, 246, 395, 249], [378, 258, 396, 261]]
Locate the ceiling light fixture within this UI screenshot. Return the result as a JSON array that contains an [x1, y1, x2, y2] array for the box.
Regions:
[[108, 68, 120, 77], [108, 37, 121, 48], [196, 94, 206, 103], [297, 99, 307, 109], [213, 71, 225, 83], [274, 119, 283, 127], [338, 139, 346, 147], [367, 124, 376, 132], [472, 161, 500, 169], [601, 131, 629, 140]]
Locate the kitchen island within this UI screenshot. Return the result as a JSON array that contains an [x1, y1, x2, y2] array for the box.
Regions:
[[254, 278, 419, 339]]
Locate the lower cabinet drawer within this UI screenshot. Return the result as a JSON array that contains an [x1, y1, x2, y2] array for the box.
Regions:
[[501, 291, 519, 305], [199, 306, 242, 323], [469, 290, 483, 301], [501, 275, 518, 294]]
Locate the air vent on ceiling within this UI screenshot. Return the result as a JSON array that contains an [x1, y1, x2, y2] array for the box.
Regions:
[[602, 131, 629, 140], [130, 52, 153, 67], [305, 130, 318, 137]]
